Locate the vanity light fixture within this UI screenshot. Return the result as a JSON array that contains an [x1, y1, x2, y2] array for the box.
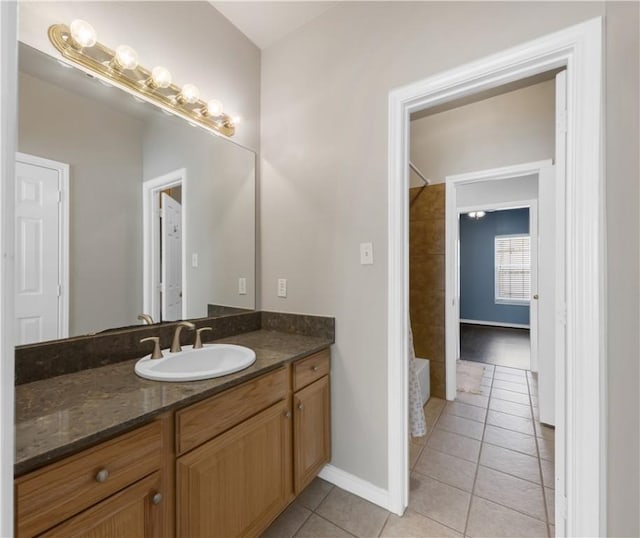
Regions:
[[48, 20, 236, 137]]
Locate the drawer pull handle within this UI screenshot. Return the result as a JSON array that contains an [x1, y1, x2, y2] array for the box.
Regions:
[[152, 492, 163, 505], [95, 468, 110, 483], [298, 403, 304, 410], [312, 365, 319, 372], [284, 411, 292, 419]]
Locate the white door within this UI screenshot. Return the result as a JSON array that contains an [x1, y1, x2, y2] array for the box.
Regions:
[[529, 202, 539, 373], [14, 158, 63, 344], [160, 192, 182, 321]]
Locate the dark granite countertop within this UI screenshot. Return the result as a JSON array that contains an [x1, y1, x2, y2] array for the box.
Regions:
[[15, 329, 332, 476]]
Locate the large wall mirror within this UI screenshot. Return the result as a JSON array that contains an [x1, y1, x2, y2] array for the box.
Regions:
[[16, 43, 256, 345]]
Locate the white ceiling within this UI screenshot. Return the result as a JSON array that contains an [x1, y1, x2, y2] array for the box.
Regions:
[[210, 1, 338, 49]]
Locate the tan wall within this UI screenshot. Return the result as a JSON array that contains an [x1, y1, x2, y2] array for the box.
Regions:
[[409, 184, 445, 398]]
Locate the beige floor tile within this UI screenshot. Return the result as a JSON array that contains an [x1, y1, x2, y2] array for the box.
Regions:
[[427, 429, 481, 462], [412, 432, 429, 446], [262, 502, 311, 538], [492, 379, 529, 394], [435, 413, 485, 440], [537, 436, 555, 462], [316, 487, 389, 537], [483, 425, 538, 457], [414, 448, 477, 492], [455, 391, 489, 409], [295, 513, 354, 537], [545, 487, 555, 522], [425, 398, 446, 425], [540, 458, 555, 489], [444, 401, 487, 423], [486, 410, 535, 435], [410, 439, 425, 469], [408, 474, 471, 532], [380, 509, 462, 537], [491, 388, 531, 405], [466, 496, 549, 537], [489, 397, 532, 419], [474, 466, 546, 521], [480, 444, 541, 484], [295, 477, 334, 511]]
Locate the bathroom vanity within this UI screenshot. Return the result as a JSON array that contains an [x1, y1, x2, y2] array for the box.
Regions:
[[14, 328, 332, 538]]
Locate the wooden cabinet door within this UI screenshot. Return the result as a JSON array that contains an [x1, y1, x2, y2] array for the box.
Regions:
[[177, 399, 292, 538], [41, 473, 164, 538], [294, 375, 331, 493]]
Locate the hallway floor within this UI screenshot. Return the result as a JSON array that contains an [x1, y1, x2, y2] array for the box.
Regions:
[[460, 323, 531, 370], [263, 362, 555, 537]]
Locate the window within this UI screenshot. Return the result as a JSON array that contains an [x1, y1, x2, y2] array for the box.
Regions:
[[495, 234, 531, 305]]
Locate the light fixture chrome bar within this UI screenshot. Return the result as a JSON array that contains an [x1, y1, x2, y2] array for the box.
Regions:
[[409, 161, 430, 185]]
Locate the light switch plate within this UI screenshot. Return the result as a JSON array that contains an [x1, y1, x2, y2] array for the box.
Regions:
[[360, 242, 374, 265], [238, 277, 247, 295], [277, 278, 287, 298], [191, 253, 199, 268]]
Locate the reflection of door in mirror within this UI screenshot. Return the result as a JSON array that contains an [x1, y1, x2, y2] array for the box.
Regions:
[[14, 153, 69, 345], [160, 191, 182, 321], [143, 169, 186, 323]]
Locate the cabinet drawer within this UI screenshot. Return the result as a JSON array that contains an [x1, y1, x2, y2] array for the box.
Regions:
[[16, 420, 163, 538], [176, 366, 288, 455], [293, 349, 330, 391]]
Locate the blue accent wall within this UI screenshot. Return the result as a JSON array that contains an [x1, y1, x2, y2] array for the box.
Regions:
[[460, 207, 530, 325]]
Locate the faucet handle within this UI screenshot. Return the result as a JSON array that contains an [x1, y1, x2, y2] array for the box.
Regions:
[[194, 327, 213, 349], [141, 337, 163, 359], [137, 313, 155, 325]]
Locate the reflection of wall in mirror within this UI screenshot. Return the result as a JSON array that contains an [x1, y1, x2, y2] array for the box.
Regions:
[[18, 71, 144, 337], [143, 117, 255, 318]]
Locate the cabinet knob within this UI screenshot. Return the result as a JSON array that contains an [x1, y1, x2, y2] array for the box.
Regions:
[[95, 468, 110, 483], [298, 403, 304, 410], [284, 410, 292, 419], [312, 365, 319, 372], [152, 492, 163, 505]]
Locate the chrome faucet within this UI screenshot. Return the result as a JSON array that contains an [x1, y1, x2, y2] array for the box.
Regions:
[[171, 321, 195, 353], [137, 313, 155, 325]]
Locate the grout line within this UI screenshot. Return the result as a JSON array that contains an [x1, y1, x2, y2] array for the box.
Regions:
[[377, 512, 391, 537], [462, 365, 494, 537], [471, 492, 549, 525], [476, 461, 543, 488], [412, 467, 475, 495], [301, 512, 357, 537], [420, 443, 480, 465]]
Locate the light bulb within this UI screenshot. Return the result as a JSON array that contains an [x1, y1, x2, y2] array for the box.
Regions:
[[232, 115, 241, 125], [179, 84, 200, 104], [206, 99, 223, 116], [113, 45, 138, 70], [150, 66, 172, 88], [69, 19, 97, 48]]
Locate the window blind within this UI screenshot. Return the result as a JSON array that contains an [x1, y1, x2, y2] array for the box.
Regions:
[[495, 235, 531, 303]]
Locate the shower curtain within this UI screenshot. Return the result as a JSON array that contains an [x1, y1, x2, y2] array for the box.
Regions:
[[409, 324, 427, 437]]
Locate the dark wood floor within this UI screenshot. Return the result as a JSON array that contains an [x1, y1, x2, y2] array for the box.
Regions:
[[460, 323, 531, 370]]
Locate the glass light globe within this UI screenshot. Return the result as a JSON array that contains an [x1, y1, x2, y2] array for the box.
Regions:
[[114, 45, 138, 70], [206, 100, 223, 116], [151, 66, 172, 88], [181, 84, 200, 104], [69, 19, 97, 48], [232, 115, 241, 125]]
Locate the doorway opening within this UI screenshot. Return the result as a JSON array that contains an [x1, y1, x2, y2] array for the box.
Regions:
[[388, 18, 604, 538], [142, 168, 187, 323]]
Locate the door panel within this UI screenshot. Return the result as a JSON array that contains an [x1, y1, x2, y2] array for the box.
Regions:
[[14, 160, 61, 344], [160, 192, 182, 321]]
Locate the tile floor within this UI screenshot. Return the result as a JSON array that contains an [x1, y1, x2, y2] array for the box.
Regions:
[[262, 361, 555, 537]]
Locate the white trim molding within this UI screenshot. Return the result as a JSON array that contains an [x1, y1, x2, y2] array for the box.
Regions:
[[318, 464, 390, 510], [460, 319, 530, 330], [0, 2, 17, 534], [388, 18, 604, 536]]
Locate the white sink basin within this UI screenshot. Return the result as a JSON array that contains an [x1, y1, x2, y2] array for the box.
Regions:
[[134, 344, 256, 382]]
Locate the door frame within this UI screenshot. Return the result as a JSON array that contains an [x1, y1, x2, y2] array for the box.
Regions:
[[142, 169, 187, 322], [446, 164, 549, 394], [387, 17, 604, 537], [15, 152, 70, 340]]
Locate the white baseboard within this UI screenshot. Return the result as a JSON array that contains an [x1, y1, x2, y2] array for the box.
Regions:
[[318, 464, 391, 511], [460, 318, 530, 329]]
